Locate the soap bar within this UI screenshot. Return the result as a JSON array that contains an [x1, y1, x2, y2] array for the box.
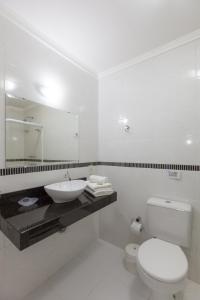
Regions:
[[18, 197, 39, 207]]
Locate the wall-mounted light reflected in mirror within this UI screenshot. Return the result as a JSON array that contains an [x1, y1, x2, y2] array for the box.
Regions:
[[5, 80, 17, 91]]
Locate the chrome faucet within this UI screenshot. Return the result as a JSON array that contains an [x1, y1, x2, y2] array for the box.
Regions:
[[64, 169, 71, 181]]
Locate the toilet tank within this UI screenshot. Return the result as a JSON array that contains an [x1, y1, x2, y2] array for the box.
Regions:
[[147, 198, 192, 248]]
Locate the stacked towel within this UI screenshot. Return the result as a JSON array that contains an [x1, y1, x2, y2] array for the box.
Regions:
[[89, 175, 108, 185], [85, 175, 114, 197]]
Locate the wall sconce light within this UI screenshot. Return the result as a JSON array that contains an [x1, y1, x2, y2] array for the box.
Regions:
[[124, 125, 130, 132], [118, 116, 131, 133]]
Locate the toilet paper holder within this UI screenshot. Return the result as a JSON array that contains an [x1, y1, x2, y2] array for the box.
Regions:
[[136, 216, 142, 223], [130, 216, 143, 233], [131, 216, 142, 224]]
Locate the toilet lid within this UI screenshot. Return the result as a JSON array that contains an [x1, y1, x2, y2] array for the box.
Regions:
[[137, 238, 188, 283]]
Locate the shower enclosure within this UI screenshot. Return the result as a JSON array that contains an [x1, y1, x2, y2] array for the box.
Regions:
[[6, 104, 44, 167]]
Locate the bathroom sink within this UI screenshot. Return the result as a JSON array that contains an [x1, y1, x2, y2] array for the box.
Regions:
[[44, 180, 87, 203]]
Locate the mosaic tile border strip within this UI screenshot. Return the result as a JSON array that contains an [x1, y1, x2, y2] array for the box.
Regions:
[[98, 162, 200, 171], [6, 159, 75, 162], [0, 161, 199, 176], [0, 162, 98, 176]]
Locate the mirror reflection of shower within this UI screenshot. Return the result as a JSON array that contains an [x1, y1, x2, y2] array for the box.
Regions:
[[24, 121, 44, 166], [5, 93, 79, 168], [5, 96, 44, 167]]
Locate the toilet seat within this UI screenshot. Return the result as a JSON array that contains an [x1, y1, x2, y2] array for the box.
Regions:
[[137, 238, 188, 283]]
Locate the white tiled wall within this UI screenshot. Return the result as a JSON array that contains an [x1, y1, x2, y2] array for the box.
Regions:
[[0, 14, 99, 300], [1, 14, 98, 165], [98, 41, 200, 164], [98, 39, 200, 284], [0, 29, 5, 169]]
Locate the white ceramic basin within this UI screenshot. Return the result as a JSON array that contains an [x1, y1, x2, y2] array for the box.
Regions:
[[44, 180, 86, 203]]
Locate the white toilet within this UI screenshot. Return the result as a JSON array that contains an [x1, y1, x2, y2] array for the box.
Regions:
[[136, 197, 192, 300]]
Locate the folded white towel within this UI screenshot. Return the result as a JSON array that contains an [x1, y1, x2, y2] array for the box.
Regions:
[[86, 185, 113, 193], [85, 187, 114, 197], [89, 175, 108, 185], [86, 181, 112, 192]]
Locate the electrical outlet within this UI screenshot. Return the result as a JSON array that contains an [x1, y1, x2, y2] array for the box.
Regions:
[[168, 170, 181, 180]]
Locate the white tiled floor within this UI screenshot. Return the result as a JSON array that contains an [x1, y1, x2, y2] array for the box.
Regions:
[[24, 239, 200, 300]]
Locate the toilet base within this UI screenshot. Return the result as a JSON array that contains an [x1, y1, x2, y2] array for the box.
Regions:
[[150, 291, 173, 300]]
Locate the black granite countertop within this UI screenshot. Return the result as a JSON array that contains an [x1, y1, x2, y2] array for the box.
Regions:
[[0, 185, 117, 250]]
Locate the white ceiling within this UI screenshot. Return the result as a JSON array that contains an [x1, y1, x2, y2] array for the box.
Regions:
[[0, 0, 200, 74]]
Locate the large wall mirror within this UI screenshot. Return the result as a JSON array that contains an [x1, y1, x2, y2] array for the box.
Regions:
[[5, 94, 79, 167]]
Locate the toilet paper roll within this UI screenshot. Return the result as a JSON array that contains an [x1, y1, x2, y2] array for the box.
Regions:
[[130, 221, 143, 235]]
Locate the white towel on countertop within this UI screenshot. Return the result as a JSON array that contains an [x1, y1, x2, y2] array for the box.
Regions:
[[85, 187, 114, 197], [86, 181, 112, 192], [89, 175, 108, 185]]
